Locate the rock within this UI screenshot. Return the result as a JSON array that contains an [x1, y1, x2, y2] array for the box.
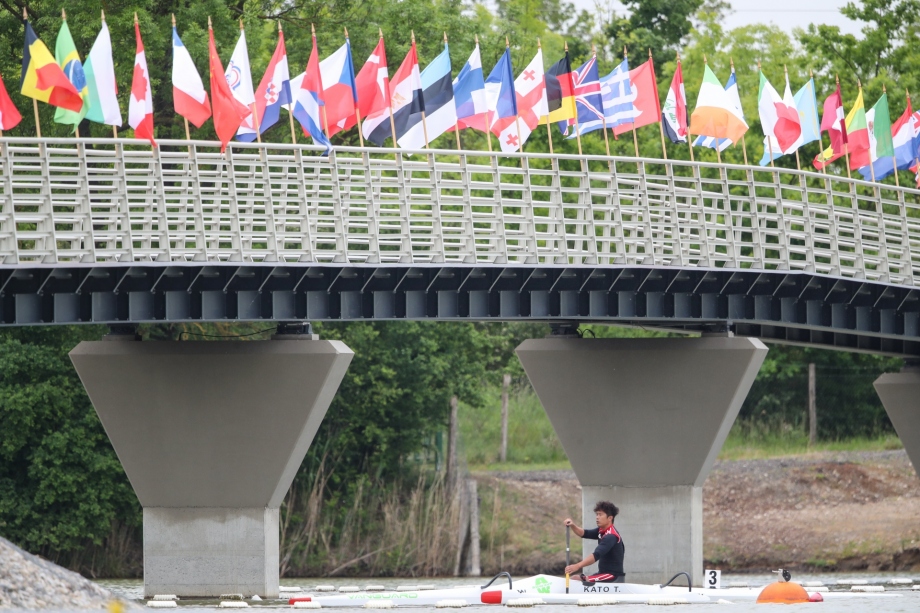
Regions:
[[0, 535, 134, 610]]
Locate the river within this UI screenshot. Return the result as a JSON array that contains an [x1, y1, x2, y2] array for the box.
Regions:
[[96, 572, 920, 612]]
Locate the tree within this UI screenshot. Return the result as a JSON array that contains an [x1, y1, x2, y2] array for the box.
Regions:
[[605, 0, 704, 67]]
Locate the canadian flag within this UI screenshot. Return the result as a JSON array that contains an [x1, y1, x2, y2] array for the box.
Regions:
[[129, 20, 154, 145], [495, 49, 547, 153]]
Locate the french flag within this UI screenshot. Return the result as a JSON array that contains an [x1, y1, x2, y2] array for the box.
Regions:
[[243, 30, 291, 142], [452, 44, 487, 132], [485, 47, 517, 137], [172, 26, 211, 129], [860, 104, 919, 181], [292, 34, 332, 154], [319, 39, 357, 138]]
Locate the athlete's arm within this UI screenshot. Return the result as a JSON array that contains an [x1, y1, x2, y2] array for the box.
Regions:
[[564, 554, 595, 576], [563, 517, 585, 537]]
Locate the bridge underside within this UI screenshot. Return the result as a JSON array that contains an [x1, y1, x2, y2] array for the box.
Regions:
[[4, 263, 920, 356]]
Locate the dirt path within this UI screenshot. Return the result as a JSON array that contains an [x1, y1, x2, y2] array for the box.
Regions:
[[473, 450, 920, 574]]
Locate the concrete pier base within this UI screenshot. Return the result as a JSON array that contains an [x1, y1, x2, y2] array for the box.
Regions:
[[874, 365, 920, 476], [70, 336, 353, 598], [516, 335, 767, 586]]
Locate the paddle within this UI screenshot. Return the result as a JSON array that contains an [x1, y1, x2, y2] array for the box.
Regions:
[[565, 524, 571, 594]]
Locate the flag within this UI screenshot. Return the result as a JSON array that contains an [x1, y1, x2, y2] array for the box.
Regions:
[[0, 72, 22, 131], [757, 71, 801, 161], [360, 38, 396, 145], [578, 59, 633, 136], [245, 31, 291, 142], [857, 92, 895, 181], [398, 43, 456, 149], [21, 20, 82, 113], [452, 44, 488, 132], [563, 55, 603, 137], [84, 20, 122, 126], [694, 68, 743, 151], [388, 41, 424, 148], [292, 34, 332, 153], [486, 47, 518, 136], [54, 19, 88, 127], [544, 52, 575, 126], [319, 40, 357, 137], [128, 21, 154, 145], [845, 89, 870, 170], [612, 59, 659, 136], [173, 26, 211, 129], [911, 159, 920, 189], [813, 84, 847, 170], [878, 104, 920, 177], [208, 27, 249, 152], [494, 49, 546, 152], [225, 29, 256, 139], [689, 65, 748, 144], [662, 61, 688, 143], [761, 77, 819, 166]]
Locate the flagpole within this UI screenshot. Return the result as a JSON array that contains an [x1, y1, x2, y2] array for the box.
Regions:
[[732, 58, 748, 165], [338, 28, 362, 148], [241, 19, 262, 144], [381, 29, 399, 149], [477, 35, 492, 153], [311, 23, 334, 145], [565, 41, 583, 156], [24, 7, 42, 138], [679, 52, 693, 162], [539, 38, 553, 155], [441, 32, 461, 151], [60, 9, 82, 138], [623, 46, 637, 158], [651, 49, 668, 160]]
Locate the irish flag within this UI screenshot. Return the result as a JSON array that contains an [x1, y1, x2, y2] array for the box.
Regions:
[[688, 64, 748, 144]]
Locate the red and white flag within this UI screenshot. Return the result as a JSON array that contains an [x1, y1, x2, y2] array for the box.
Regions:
[[661, 62, 688, 143], [361, 37, 395, 146], [495, 49, 547, 152], [172, 25, 211, 128], [613, 59, 659, 136], [208, 26, 249, 152], [0, 71, 22, 131], [129, 21, 155, 146]]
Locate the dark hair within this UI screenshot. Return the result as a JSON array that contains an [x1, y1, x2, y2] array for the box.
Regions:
[[593, 501, 619, 519]]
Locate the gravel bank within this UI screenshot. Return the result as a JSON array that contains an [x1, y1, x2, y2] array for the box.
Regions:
[[0, 535, 128, 610]]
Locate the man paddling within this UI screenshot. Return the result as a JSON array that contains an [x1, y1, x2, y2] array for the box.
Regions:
[[563, 501, 625, 583]]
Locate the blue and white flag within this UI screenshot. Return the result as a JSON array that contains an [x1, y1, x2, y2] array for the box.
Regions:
[[398, 44, 457, 149], [485, 47, 517, 135], [453, 44, 488, 132], [693, 68, 742, 152], [577, 59, 638, 136]]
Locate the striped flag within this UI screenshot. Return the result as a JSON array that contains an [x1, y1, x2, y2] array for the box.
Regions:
[[172, 25, 211, 128], [694, 68, 744, 152], [577, 59, 637, 136], [398, 43, 456, 149], [662, 61, 688, 143], [83, 19, 122, 127], [452, 44, 488, 132], [562, 55, 603, 137]]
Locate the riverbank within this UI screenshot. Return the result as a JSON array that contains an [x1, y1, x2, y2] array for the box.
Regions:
[[472, 449, 920, 575]]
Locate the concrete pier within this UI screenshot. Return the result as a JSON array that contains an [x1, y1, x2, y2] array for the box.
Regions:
[[516, 335, 767, 586], [70, 335, 353, 598], [874, 365, 920, 476]]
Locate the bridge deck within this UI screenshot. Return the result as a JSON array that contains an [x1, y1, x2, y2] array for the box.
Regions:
[[1, 138, 919, 355]]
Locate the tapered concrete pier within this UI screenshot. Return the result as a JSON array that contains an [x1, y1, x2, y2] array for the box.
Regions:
[[874, 364, 920, 477], [516, 335, 767, 586], [70, 334, 353, 598]]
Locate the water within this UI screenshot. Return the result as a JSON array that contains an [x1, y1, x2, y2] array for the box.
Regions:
[[93, 573, 920, 612]]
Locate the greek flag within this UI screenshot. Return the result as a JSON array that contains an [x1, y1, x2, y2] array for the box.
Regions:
[[577, 59, 638, 136]]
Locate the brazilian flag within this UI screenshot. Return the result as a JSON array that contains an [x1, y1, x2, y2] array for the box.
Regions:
[[54, 19, 89, 128]]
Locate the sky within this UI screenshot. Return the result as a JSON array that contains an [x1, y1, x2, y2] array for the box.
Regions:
[[570, 0, 863, 37]]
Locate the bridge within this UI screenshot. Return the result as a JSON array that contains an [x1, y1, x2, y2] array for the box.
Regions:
[[4, 137, 920, 597]]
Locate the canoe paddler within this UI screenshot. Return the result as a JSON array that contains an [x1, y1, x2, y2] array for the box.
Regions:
[[563, 501, 625, 583]]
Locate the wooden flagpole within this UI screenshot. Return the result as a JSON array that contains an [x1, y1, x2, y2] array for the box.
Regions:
[[651, 49, 668, 160], [443, 32, 461, 151], [100, 10, 117, 139], [174, 15, 192, 142], [838, 75, 851, 178], [504, 35, 524, 153], [679, 52, 693, 162], [622, 46, 635, 158], [566, 41, 583, 156], [311, 23, 333, 145], [478, 35, 493, 153], [414, 31, 431, 149], [381, 29, 399, 148], [540, 38, 553, 155], [241, 19, 261, 144], [733, 58, 748, 165], [277, 22, 296, 145], [61, 9, 82, 138], [24, 8, 42, 138]]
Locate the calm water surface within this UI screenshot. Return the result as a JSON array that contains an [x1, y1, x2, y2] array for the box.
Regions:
[[94, 573, 920, 612]]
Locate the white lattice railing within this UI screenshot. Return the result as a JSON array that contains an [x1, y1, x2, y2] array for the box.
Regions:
[[1, 137, 919, 286]]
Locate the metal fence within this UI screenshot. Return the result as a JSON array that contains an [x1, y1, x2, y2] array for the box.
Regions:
[[1, 137, 918, 286]]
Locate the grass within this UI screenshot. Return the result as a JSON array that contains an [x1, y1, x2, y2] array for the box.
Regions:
[[459, 382, 903, 468]]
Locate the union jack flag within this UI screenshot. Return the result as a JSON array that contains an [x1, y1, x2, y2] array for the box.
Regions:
[[562, 56, 603, 136]]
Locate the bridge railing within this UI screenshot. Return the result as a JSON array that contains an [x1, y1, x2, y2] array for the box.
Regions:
[[0, 137, 918, 285]]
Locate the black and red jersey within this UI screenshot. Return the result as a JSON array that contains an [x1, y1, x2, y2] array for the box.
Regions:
[[582, 524, 625, 577]]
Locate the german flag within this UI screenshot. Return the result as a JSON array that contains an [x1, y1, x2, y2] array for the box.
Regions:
[[21, 20, 82, 112], [541, 52, 576, 126]]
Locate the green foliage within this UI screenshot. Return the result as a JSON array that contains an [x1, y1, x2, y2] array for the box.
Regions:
[[606, 0, 705, 67], [0, 327, 141, 566]]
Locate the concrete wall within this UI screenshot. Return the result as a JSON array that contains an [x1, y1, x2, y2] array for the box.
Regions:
[[516, 335, 767, 586], [875, 365, 920, 477], [70, 337, 353, 597]]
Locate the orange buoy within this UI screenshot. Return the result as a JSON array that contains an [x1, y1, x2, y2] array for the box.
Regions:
[[756, 581, 810, 604]]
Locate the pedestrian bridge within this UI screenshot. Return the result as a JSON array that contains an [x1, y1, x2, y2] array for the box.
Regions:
[[3, 137, 920, 355]]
